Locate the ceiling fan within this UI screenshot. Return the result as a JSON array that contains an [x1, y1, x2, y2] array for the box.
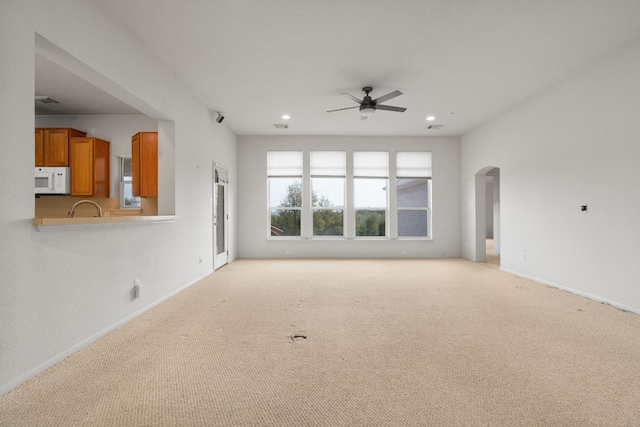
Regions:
[[327, 86, 406, 120]]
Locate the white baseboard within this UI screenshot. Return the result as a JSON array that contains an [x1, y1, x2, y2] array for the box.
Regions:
[[0, 271, 213, 397], [500, 267, 640, 315]]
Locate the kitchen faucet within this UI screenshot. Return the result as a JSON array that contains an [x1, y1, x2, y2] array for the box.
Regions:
[[67, 200, 103, 218]]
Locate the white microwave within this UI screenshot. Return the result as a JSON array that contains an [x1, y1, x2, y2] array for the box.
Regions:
[[35, 167, 71, 195]]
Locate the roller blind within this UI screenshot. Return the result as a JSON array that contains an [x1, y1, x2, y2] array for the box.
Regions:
[[310, 151, 346, 176], [396, 151, 432, 178], [353, 151, 388, 177], [267, 151, 303, 176]]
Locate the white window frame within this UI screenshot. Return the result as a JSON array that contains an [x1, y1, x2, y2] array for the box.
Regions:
[[267, 151, 303, 238], [396, 178, 432, 239], [353, 151, 389, 239], [265, 149, 433, 242], [311, 151, 346, 238], [395, 151, 432, 240], [119, 156, 141, 209]]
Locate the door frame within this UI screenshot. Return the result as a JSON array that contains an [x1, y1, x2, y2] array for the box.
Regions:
[[474, 166, 500, 263], [213, 163, 229, 270]]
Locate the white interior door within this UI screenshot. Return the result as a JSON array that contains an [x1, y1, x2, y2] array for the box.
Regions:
[[213, 165, 229, 270]]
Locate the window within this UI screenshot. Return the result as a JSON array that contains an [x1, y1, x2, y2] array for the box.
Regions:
[[354, 151, 388, 237], [267, 151, 303, 237], [396, 152, 431, 237], [120, 157, 140, 208], [311, 151, 345, 237]]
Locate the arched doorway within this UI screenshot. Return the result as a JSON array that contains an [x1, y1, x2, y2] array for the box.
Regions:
[[474, 167, 500, 263]]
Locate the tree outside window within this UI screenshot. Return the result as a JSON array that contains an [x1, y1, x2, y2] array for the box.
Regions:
[[354, 151, 388, 238], [311, 151, 345, 237], [268, 151, 303, 237]]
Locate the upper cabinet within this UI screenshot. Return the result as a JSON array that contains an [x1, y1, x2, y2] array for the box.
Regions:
[[35, 128, 87, 166], [69, 137, 110, 198], [131, 132, 158, 197], [34, 129, 44, 166]]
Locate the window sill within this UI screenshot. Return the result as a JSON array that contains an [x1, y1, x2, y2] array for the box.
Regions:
[[33, 215, 176, 231], [397, 237, 433, 241]]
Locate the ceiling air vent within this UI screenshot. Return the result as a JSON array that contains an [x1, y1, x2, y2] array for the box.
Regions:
[[274, 124, 288, 129], [35, 96, 60, 104], [428, 124, 443, 130]]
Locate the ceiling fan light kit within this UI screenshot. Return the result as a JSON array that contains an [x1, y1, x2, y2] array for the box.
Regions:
[[360, 107, 375, 116], [327, 86, 406, 120]]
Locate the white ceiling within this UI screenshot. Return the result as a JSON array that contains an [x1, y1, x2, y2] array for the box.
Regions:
[[40, 1, 640, 136], [35, 53, 142, 116]]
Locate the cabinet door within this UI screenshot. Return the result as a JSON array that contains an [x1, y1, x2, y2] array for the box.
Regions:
[[35, 129, 44, 166], [93, 138, 110, 198], [70, 138, 94, 196], [139, 132, 158, 197], [132, 133, 140, 196], [132, 132, 158, 197], [44, 129, 70, 166]]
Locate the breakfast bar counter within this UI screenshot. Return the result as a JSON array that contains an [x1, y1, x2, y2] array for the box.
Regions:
[[33, 215, 176, 231]]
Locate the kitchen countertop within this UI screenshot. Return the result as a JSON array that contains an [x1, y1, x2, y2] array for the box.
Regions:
[[33, 215, 176, 231]]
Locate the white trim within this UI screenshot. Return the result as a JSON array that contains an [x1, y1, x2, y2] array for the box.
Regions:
[[0, 271, 212, 396], [500, 267, 640, 315], [34, 216, 176, 231]]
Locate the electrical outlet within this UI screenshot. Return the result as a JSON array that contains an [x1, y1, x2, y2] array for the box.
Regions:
[[286, 251, 292, 255], [520, 253, 526, 261], [401, 251, 408, 255], [199, 255, 202, 264]]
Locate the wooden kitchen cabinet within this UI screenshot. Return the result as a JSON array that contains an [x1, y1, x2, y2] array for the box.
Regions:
[[69, 137, 110, 198], [131, 132, 157, 197], [35, 128, 87, 166], [35, 129, 44, 166]]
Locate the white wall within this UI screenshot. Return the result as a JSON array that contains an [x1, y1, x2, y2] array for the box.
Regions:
[[0, 0, 237, 394], [238, 136, 461, 259], [460, 40, 640, 312]]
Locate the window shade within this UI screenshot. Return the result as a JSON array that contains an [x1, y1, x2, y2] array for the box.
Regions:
[[353, 151, 388, 177], [267, 151, 303, 176], [310, 151, 346, 176], [396, 151, 432, 177], [215, 168, 228, 184]]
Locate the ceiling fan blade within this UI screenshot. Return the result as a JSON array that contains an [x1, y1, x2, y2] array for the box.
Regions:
[[341, 93, 363, 104], [376, 105, 407, 112], [327, 105, 360, 113], [360, 115, 368, 121], [373, 90, 402, 105]]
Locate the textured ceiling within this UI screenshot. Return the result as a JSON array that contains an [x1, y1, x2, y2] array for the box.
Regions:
[[49, 0, 640, 136]]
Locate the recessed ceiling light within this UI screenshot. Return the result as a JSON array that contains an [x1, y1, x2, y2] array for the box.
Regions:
[[282, 114, 290, 120], [426, 116, 436, 121]]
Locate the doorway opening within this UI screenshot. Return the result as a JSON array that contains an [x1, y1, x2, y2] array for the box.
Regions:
[[213, 164, 229, 270], [474, 167, 500, 264]]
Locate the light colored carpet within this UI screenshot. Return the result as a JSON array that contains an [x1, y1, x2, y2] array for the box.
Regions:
[[1, 258, 640, 426]]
